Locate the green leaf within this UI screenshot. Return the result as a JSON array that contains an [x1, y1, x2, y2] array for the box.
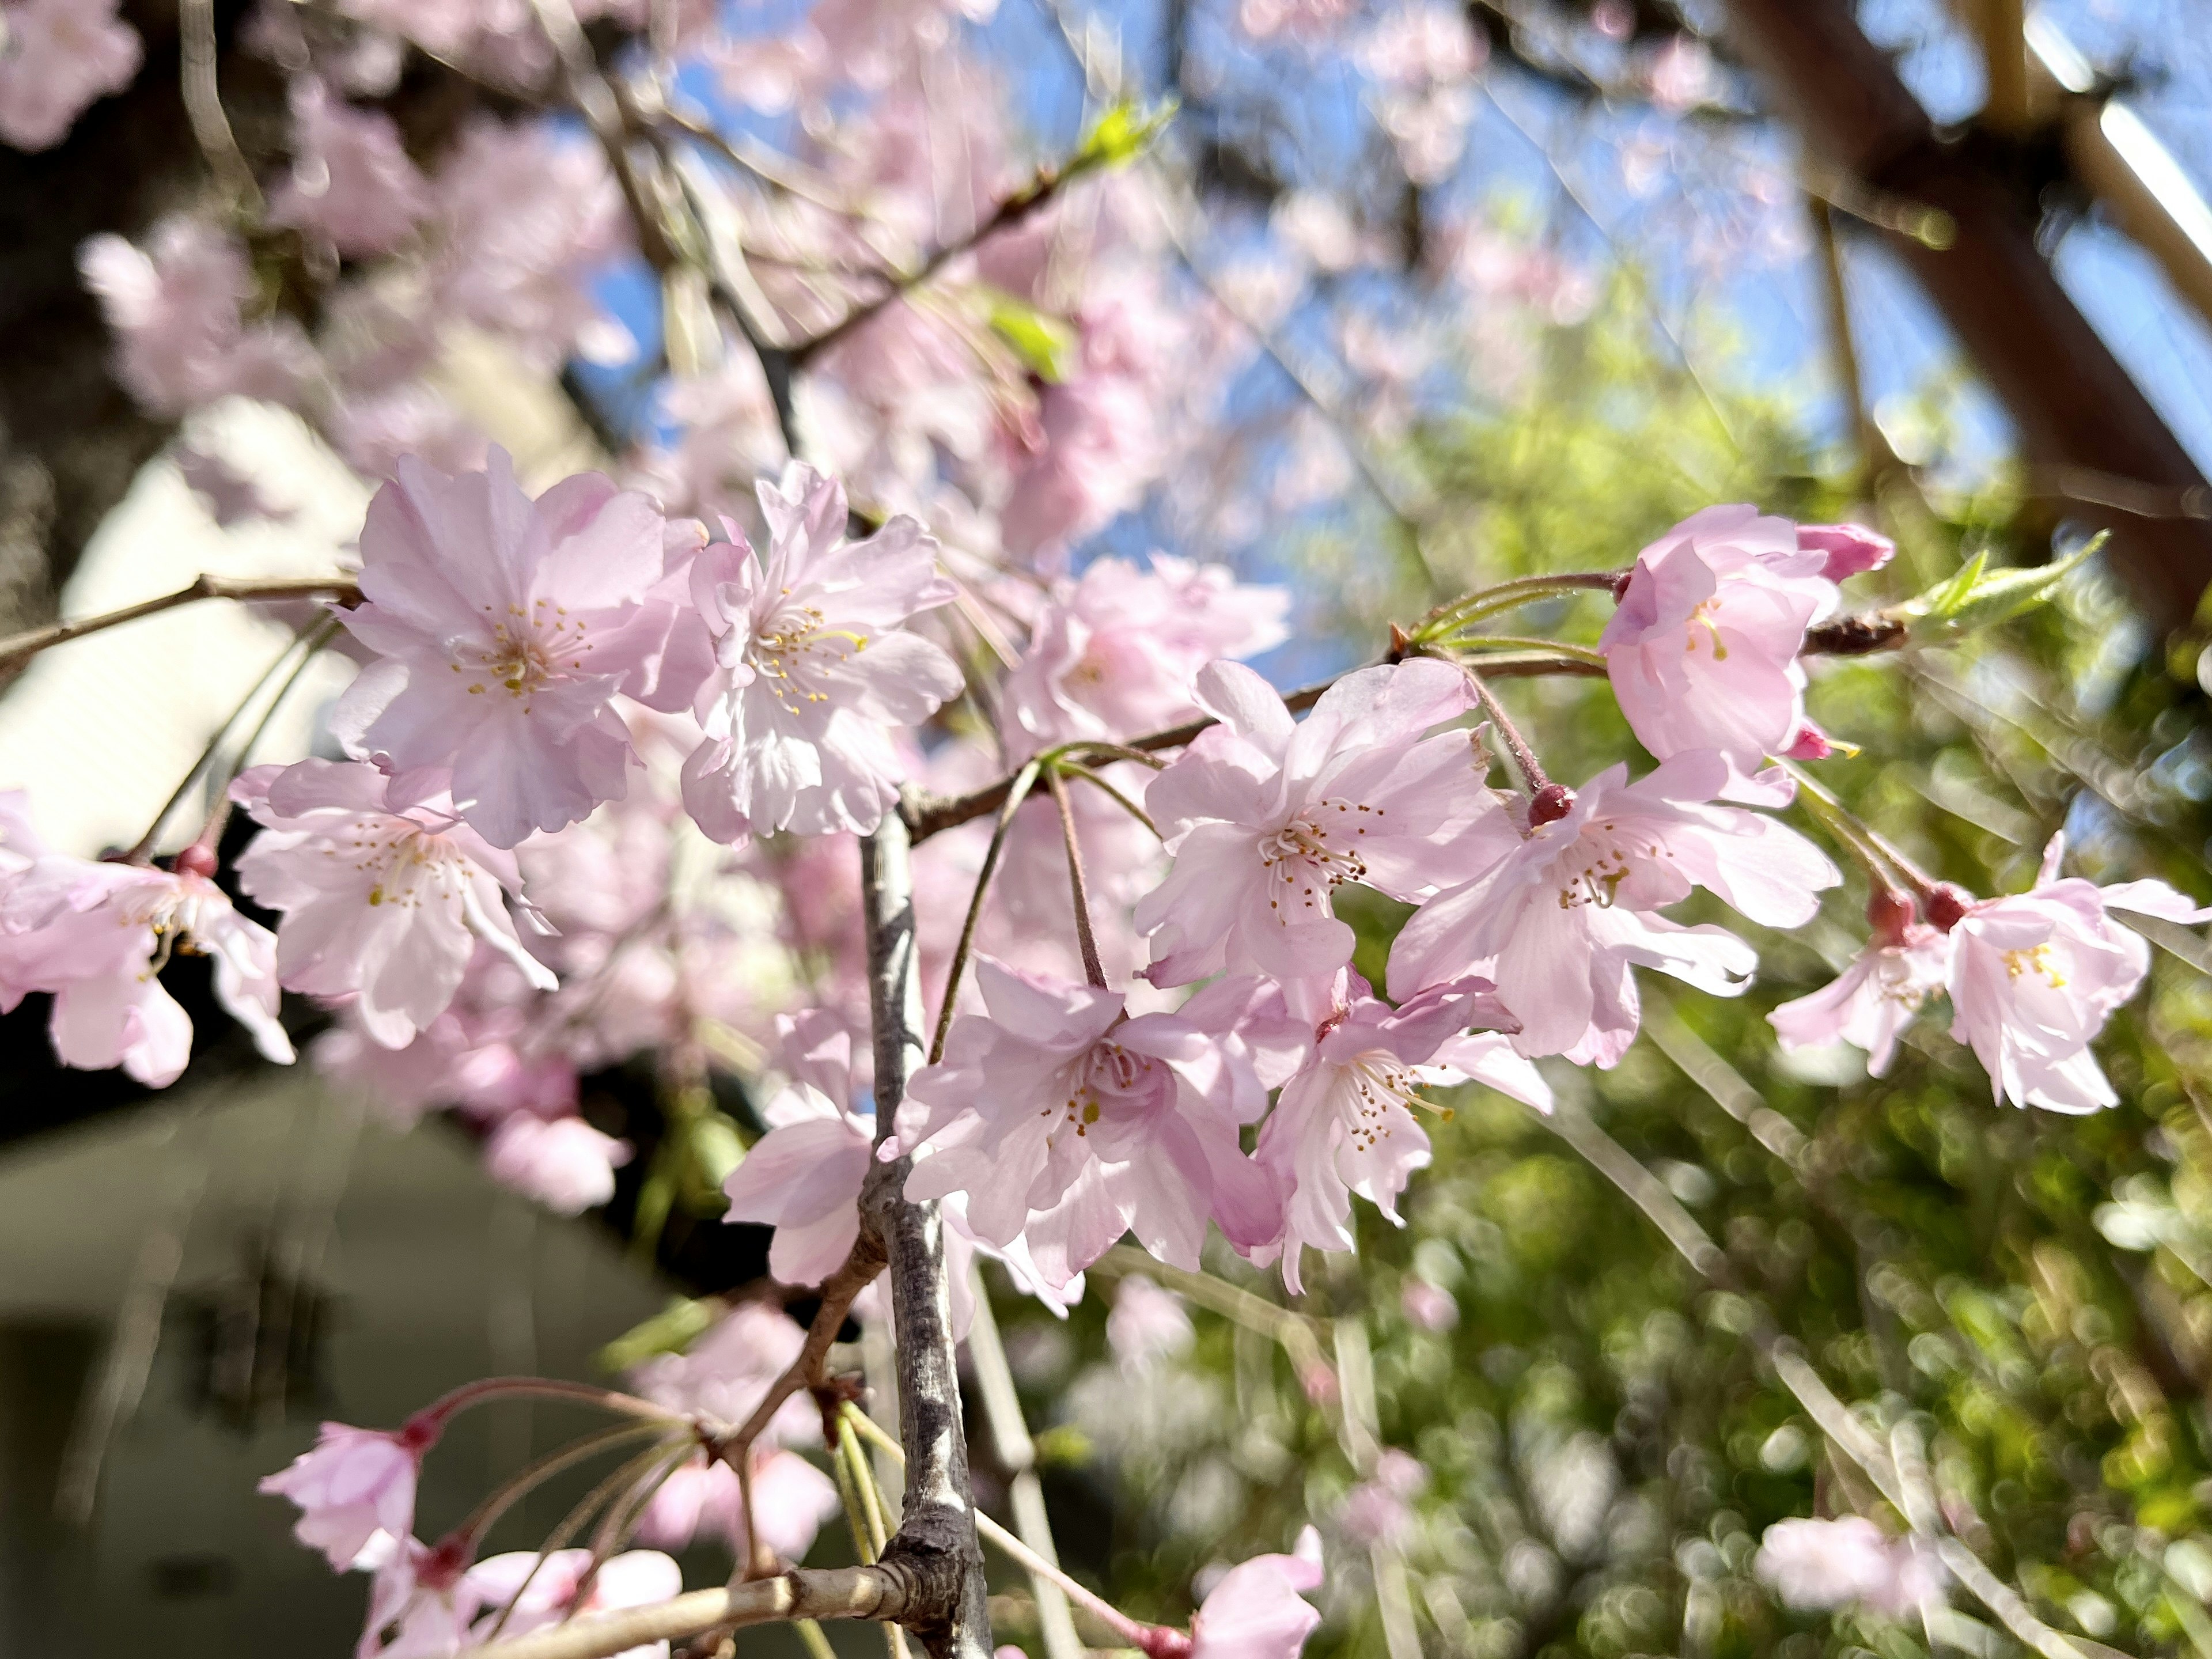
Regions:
[[595, 1296, 717, 1374], [1069, 99, 1178, 174], [1897, 535, 2102, 644], [982, 290, 1080, 382]]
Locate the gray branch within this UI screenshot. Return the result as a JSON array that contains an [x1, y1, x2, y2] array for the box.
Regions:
[[859, 815, 994, 1659]]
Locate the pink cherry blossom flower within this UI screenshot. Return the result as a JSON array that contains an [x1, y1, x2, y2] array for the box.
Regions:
[[722, 1010, 877, 1286], [0, 0, 141, 151], [889, 960, 1281, 1291], [269, 78, 432, 257], [1137, 659, 1512, 988], [1337, 1448, 1426, 1546], [259, 1422, 428, 1571], [233, 759, 556, 1049], [632, 1448, 840, 1564], [482, 1113, 631, 1213], [1000, 555, 1290, 761], [1770, 896, 1950, 1077], [1600, 506, 1839, 777], [1188, 1529, 1325, 1659], [331, 448, 676, 848], [1400, 1277, 1457, 1331], [1388, 751, 1839, 1065], [677, 464, 963, 839], [78, 216, 317, 416], [630, 1302, 816, 1446], [357, 1534, 478, 1659], [1755, 1517, 1943, 1617], [1941, 835, 2212, 1112], [462, 1548, 684, 1659], [1254, 976, 1513, 1292], [1796, 522, 1894, 582], [430, 116, 628, 370], [1105, 1274, 1195, 1372], [0, 855, 293, 1088]]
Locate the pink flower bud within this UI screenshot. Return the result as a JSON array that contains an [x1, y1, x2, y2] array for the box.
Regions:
[[1796, 522, 1895, 582]]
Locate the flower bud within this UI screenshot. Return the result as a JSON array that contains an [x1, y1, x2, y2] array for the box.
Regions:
[[1797, 522, 1895, 582]]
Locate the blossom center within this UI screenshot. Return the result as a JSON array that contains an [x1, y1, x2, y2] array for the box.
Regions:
[[456, 602, 592, 705], [748, 594, 870, 713], [1258, 799, 1378, 918], [1684, 596, 1729, 660], [1552, 821, 1665, 910], [1339, 1052, 1431, 1152], [1040, 1041, 1165, 1145], [2003, 942, 2068, 989]]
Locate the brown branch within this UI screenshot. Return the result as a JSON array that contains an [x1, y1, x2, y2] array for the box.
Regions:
[[459, 1566, 907, 1659], [858, 817, 994, 1659], [714, 1243, 886, 1457], [0, 574, 360, 673], [902, 611, 1908, 843], [789, 162, 1086, 369]]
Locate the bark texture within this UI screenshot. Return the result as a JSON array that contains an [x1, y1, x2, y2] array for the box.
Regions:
[[859, 816, 995, 1659]]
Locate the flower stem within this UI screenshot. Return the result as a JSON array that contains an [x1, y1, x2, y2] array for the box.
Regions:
[[448, 1421, 671, 1555], [1441, 634, 1608, 667], [407, 1376, 682, 1442], [1410, 571, 1624, 644], [187, 613, 346, 858], [1058, 762, 1160, 839], [930, 757, 1043, 1063], [1775, 759, 1942, 897], [840, 1407, 1179, 1656], [1459, 664, 1552, 796], [1045, 764, 1109, 988]]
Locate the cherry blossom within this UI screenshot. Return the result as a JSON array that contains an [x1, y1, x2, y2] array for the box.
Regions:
[[1188, 1529, 1325, 1659], [0, 0, 142, 151], [270, 78, 433, 257], [1137, 659, 1512, 988], [0, 855, 292, 1087], [889, 960, 1281, 1290], [463, 1548, 684, 1659], [721, 1010, 877, 1286], [1105, 1274, 1195, 1372], [632, 1449, 840, 1564], [482, 1113, 631, 1213], [259, 1422, 429, 1571], [1000, 555, 1290, 761], [331, 449, 676, 847], [430, 116, 629, 370], [233, 759, 556, 1049], [630, 1302, 817, 1446], [1939, 835, 2212, 1112], [1796, 522, 1895, 582], [1254, 975, 1514, 1291], [1755, 1517, 1942, 1617], [1769, 894, 1949, 1077], [1600, 505, 1840, 778], [78, 217, 317, 417], [676, 464, 963, 840], [1388, 751, 1839, 1064]]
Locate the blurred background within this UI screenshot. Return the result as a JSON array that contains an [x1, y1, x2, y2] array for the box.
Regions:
[[6, 1, 2212, 1657]]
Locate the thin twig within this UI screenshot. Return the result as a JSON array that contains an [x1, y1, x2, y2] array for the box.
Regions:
[[790, 157, 1090, 368], [1459, 663, 1551, 794], [0, 574, 359, 675], [1044, 766, 1108, 988], [928, 759, 1043, 1062], [459, 1566, 909, 1659]]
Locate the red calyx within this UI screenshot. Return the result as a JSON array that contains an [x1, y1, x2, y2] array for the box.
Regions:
[[1865, 887, 1916, 946], [1528, 783, 1575, 827], [173, 843, 218, 878], [1925, 884, 1973, 933]]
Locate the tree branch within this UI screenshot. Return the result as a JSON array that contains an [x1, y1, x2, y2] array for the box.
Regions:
[[0, 574, 360, 673], [902, 611, 1907, 842], [459, 1565, 907, 1659], [858, 817, 994, 1659]]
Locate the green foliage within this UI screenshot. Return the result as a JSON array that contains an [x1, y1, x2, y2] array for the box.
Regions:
[[988, 271, 2212, 1659]]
